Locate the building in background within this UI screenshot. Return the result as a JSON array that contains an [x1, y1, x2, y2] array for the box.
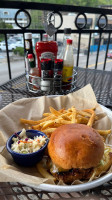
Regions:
[[55, 11, 112, 52], [0, 9, 27, 29], [56, 13, 95, 50]]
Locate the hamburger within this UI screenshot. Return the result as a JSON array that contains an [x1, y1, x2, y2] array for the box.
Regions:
[[48, 124, 104, 184]]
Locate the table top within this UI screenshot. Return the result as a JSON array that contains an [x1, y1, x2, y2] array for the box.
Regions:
[[0, 67, 112, 199], [0, 68, 112, 109], [0, 181, 112, 200]]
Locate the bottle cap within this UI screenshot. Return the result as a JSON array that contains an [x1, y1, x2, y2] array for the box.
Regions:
[[67, 39, 72, 44], [64, 28, 71, 34], [54, 59, 63, 70], [28, 54, 33, 59], [25, 33, 32, 39]]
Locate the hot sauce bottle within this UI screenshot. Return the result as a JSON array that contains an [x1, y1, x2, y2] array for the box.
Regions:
[[28, 54, 40, 90], [62, 39, 74, 91], [24, 33, 35, 79]]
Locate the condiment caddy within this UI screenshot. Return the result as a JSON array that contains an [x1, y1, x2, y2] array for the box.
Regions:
[[25, 33, 77, 95]]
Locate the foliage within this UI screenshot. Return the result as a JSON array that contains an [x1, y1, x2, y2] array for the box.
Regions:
[[29, 10, 43, 29], [0, 20, 13, 42], [0, 37, 4, 42], [7, 0, 112, 7], [13, 47, 24, 56], [0, 20, 13, 29]]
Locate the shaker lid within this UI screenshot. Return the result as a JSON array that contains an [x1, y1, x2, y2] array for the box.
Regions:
[[41, 58, 52, 70], [64, 28, 71, 34], [54, 59, 63, 70], [25, 33, 32, 39], [67, 39, 72, 44]]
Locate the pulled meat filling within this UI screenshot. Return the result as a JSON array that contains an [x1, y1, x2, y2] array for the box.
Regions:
[[46, 157, 93, 184], [52, 168, 93, 184]]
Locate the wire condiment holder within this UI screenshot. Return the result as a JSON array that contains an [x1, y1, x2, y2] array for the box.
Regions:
[[26, 69, 77, 95]]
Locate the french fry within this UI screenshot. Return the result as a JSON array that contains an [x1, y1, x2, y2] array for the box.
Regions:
[[32, 124, 41, 130], [79, 110, 98, 120], [42, 128, 56, 137], [43, 113, 52, 117], [21, 115, 56, 126], [71, 107, 77, 123], [77, 111, 91, 118], [52, 123, 63, 128], [68, 106, 75, 112], [49, 106, 62, 116], [42, 120, 55, 130], [84, 108, 96, 112], [77, 116, 89, 124], [96, 129, 111, 136], [36, 162, 55, 180], [28, 126, 32, 130], [60, 112, 71, 121], [20, 118, 39, 125], [87, 110, 95, 127], [54, 118, 71, 125]]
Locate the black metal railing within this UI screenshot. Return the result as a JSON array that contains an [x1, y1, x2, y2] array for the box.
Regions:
[[0, 1, 112, 80]]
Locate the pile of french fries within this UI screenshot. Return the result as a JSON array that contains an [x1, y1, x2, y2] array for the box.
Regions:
[[20, 106, 111, 139]]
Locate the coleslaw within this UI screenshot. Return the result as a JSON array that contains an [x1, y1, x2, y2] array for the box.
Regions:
[[11, 129, 47, 154]]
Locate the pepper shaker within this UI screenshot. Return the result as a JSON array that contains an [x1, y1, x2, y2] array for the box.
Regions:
[[53, 59, 63, 93]]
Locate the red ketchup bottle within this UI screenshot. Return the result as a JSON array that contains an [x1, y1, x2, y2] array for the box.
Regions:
[[35, 41, 58, 76]]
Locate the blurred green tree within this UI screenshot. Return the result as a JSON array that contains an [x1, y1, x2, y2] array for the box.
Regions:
[[0, 20, 13, 29], [0, 20, 13, 41], [8, 0, 112, 7]]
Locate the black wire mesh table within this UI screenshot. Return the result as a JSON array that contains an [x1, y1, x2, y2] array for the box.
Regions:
[[0, 68, 112, 109], [0, 181, 112, 200], [0, 67, 112, 200]]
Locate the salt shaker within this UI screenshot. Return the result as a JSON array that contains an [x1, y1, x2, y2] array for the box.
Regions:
[[40, 58, 52, 92]]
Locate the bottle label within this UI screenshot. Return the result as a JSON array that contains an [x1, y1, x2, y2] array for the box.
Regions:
[[62, 66, 73, 82], [25, 40, 30, 50], [25, 57, 29, 72], [32, 77, 40, 87], [29, 60, 35, 68], [40, 52, 55, 60], [41, 70, 52, 79], [30, 76, 40, 90]]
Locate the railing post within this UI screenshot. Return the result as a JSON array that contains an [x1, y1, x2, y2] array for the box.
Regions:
[[4, 34, 12, 80]]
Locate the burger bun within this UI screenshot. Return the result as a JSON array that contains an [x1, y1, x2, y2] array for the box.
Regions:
[[48, 124, 104, 170]]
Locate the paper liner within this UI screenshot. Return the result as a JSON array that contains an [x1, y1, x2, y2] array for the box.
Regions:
[[0, 84, 112, 186]]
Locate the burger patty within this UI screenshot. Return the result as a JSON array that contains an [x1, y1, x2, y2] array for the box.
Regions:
[[52, 168, 93, 184]]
